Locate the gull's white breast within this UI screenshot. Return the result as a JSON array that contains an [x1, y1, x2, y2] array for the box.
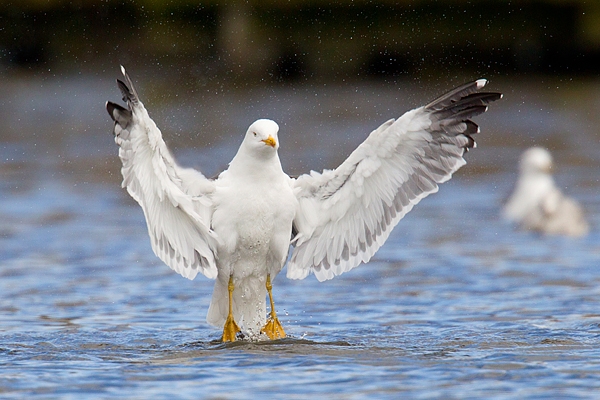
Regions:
[[211, 171, 297, 278], [207, 170, 297, 333]]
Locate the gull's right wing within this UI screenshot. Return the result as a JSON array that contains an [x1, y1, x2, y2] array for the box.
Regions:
[[106, 66, 219, 280]]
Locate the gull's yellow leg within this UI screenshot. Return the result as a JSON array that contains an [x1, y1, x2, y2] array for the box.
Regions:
[[261, 274, 286, 340], [222, 275, 241, 342]]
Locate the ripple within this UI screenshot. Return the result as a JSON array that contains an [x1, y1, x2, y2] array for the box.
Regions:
[[2, 76, 600, 398]]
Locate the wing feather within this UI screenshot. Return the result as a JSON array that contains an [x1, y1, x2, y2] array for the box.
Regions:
[[289, 80, 501, 281], [106, 66, 218, 280]]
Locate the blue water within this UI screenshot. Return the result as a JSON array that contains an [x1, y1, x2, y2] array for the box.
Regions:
[[1, 71, 600, 398]]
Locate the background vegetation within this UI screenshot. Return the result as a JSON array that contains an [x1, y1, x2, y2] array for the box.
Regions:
[[2, 0, 600, 83]]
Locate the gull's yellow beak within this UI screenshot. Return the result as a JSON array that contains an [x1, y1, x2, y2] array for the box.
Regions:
[[262, 135, 277, 148]]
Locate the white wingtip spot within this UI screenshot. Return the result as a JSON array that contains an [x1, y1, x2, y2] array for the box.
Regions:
[[120, 65, 126, 76], [475, 79, 487, 89]]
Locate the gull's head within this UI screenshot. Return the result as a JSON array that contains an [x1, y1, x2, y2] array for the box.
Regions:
[[520, 147, 553, 175], [243, 119, 280, 155]]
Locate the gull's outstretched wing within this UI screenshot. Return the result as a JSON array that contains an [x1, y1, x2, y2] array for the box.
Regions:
[[288, 80, 502, 281], [106, 66, 219, 280]]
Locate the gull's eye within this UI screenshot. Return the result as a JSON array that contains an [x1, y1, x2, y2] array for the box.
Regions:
[[253, 132, 257, 137]]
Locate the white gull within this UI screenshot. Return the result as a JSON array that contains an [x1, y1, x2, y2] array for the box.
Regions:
[[106, 66, 502, 341], [503, 146, 589, 237]]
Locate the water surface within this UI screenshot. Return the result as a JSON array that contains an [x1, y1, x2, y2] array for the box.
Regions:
[[1, 72, 600, 398]]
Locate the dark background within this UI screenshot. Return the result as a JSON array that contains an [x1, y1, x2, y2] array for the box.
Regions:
[[2, 0, 600, 83]]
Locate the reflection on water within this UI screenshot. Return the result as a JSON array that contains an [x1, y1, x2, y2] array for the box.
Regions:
[[1, 71, 600, 397]]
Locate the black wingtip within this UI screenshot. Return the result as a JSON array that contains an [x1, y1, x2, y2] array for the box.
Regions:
[[119, 65, 140, 105], [106, 100, 131, 127], [106, 100, 122, 120], [425, 79, 502, 112], [116, 79, 132, 104], [424, 80, 502, 150], [106, 66, 137, 130]]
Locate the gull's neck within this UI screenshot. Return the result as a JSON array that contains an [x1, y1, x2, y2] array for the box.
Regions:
[[228, 148, 285, 181]]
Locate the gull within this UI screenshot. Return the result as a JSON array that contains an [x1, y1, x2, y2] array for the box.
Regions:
[[503, 146, 589, 237], [106, 66, 501, 341]]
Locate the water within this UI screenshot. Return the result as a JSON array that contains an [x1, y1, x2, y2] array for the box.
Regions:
[[2, 71, 600, 398]]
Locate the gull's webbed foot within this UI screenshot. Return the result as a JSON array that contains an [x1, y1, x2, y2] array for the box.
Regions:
[[222, 314, 241, 342], [262, 313, 286, 340], [221, 275, 241, 342], [260, 274, 286, 340]]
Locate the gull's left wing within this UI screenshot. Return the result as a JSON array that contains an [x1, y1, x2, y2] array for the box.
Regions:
[[288, 80, 502, 281]]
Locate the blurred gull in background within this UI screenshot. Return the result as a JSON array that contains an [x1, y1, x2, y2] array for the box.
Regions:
[[503, 147, 589, 237]]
